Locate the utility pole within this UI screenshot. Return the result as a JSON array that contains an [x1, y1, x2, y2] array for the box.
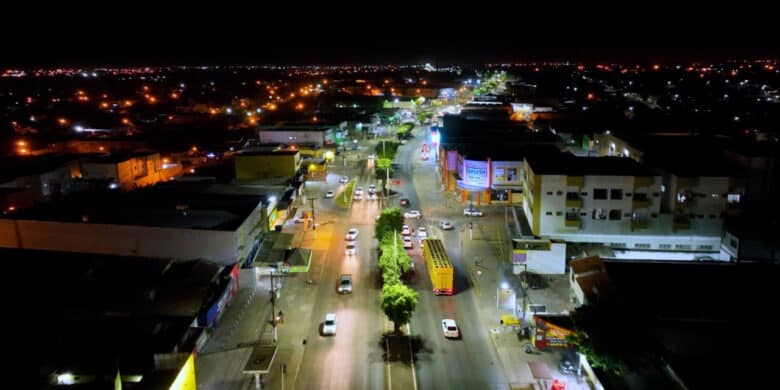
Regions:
[[308, 197, 318, 237], [270, 270, 278, 343]]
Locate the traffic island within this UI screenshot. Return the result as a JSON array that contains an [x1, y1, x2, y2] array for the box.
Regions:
[[334, 179, 357, 209]]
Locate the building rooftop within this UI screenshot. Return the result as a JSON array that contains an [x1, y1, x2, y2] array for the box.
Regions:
[[258, 123, 337, 132], [238, 148, 300, 156], [526, 152, 656, 176], [80, 149, 160, 164], [8, 183, 266, 231], [5, 248, 231, 382], [0, 153, 79, 183]]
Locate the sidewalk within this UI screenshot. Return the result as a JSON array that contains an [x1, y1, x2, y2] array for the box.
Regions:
[[406, 137, 592, 390], [463, 228, 591, 390]]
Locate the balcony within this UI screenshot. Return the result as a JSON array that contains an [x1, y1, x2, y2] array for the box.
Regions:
[[633, 176, 653, 189], [632, 198, 651, 209], [565, 218, 581, 228], [630, 219, 649, 230], [673, 216, 691, 231], [566, 176, 584, 188]]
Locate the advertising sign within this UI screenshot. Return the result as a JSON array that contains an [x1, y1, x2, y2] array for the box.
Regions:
[[463, 160, 488, 187]]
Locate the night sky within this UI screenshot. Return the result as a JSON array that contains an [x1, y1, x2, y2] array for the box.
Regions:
[[2, 4, 779, 66]]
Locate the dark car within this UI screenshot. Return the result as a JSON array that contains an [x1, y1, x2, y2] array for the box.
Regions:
[[559, 358, 576, 375], [400, 198, 410, 207]]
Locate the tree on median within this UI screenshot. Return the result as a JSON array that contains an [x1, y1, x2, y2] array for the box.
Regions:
[[381, 283, 418, 334], [378, 233, 412, 274], [375, 207, 403, 239]]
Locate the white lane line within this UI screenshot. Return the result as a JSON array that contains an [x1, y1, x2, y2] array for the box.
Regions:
[[406, 323, 418, 390], [385, 336, 392, 390]]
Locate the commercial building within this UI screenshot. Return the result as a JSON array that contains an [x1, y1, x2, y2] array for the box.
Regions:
[[0, 181, 276, 266], [437, 114, 561, 206], [6, 248, 237, 389], [235, 148, 301, 181]]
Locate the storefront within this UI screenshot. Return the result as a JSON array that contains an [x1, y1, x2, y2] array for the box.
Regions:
[[456, 158, 491, 206]]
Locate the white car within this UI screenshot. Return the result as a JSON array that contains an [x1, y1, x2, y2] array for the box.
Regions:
[[463, 208, 484, 217], [442, 319, 460, 339], [346, 243, 356, 256], [403, 236, 413, 249], [325, 191, 334, 198], [404, 210, 421, 219], [368, 185, 376, 195], [368, 154, 376, 160], [439, 220, 454, 230], [338, 274, 353, 294], [417, 227, 428, 239], [356, 186, 363, 194], [323, 313, 337, 335], [354, 192, 362, 200], [340, 176, 349, 184], [346, 228, 359, 241], [401, 224, 411, 235]]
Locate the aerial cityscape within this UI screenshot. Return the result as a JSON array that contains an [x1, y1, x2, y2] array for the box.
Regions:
[[3, 9, 780, 390]]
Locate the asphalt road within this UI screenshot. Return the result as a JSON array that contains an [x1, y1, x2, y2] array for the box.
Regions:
[[295, 124, 506, 389]]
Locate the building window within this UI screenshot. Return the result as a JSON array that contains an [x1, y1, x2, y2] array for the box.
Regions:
[[580, 212, 587, 217], [546, 212, 553, 216], [557, 191, 563, 196], [625, 192, 632, 197], [730, 239, 737, 248], [633, 192, 648, 201], [555, 211, 563, 216], [652, 192, 660, 197], [659, 244, 672, 249], [609, 209, 622, 220], [507, 168, 517, 181], [709, 215, 716, 219], [592, 208, 607, 220], [581, 192, 588, 196], [698, 245, 713, 250], [610, 189, 623, 199], [727, 193, 741, 203], [593, 189, 608, 199], [675, 244, 692, 250], [635, 243, 651, 249], [546, 191, 553, 196], [651, 213, 658, 218]]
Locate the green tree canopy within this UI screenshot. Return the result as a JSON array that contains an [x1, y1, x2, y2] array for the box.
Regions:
[[375, 207, 403, 239], [568, 296, 663, 375], [381, 283, 418, 334]]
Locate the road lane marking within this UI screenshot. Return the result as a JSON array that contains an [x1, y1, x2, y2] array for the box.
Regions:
[[406, 323, 418, 390]]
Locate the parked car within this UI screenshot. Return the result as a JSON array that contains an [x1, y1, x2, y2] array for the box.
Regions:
[[338, 274, 353, 294], [401, 224, 411, 235], [439, 220, 454, 230], [403, 236, 413, 249], [463, 208, 484, 217], [441, 319, 460, 339], [404, 210, 422, 219], [559, 357, 577, 375], [346, 243, 356, 256], [322, 313, 337, 335]]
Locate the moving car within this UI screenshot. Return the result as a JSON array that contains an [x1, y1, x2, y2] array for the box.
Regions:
[[403, 236, 413, 249], [340, 176, 349, 184], [463, 208, 484, 217], [325, 190, 334, 198], [323, 313, 337, 335], [441, 319, 460, 339], [400, 198, 410, 207], [368, 184, 376, 195], [417, 227, 428, 239], [439, 220, 454, 230], [346, 228, 359, 241], [338, 274, 353, 294], [346, 243, 356, 256], [404, 210, 421, 219]]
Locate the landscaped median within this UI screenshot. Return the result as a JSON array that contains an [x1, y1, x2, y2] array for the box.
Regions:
[[334, 178, 358, 208]]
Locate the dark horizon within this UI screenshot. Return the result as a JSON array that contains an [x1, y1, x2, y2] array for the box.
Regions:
[[3, 6, 780, 67]]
